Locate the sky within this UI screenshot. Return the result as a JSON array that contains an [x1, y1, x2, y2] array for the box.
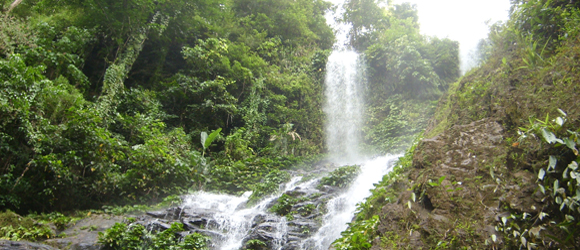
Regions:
[[391, 0, 511, 73]]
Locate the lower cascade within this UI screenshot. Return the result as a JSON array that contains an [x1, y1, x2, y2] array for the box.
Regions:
[[136, 155, 400, 249]]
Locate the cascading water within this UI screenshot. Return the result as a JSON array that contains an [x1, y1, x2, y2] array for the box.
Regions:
[[301, 156, 400, 249], [180, 177, 304, 250]]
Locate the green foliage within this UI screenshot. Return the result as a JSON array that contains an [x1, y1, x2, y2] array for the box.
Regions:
[[362, 95, 435, 153], [338, 1, 455, 154], [332, 215, 379, 250], [224, 127, 256, 161], [98, 221, 210, 250], [514, 110, 580, 248], [342, 0, 388, 48], [0, 210, 54, 241], [422, 37, 461, 88], [0, 14, 37, 56], [233, 0, 334, 48], [509, 0, 578, 50], [365, 36, 442, 99], [298, 204, 316, 217], [201, 128, 222, 157], [266, 123, 302, 156], [270, 194, 298, 216], [319, 165, 361, 188], [0, 0, 332, 213], [245, 239, 267, 248], [269, 192, 311, 218], [249, 169, 291, 203], [0, 53, 205, 211]]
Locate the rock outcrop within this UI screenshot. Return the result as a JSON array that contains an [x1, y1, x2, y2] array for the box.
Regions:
[[373, 119, 546, 249]]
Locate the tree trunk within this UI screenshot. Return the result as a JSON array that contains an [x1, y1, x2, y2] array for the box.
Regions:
[[7, 0, 23, 13]]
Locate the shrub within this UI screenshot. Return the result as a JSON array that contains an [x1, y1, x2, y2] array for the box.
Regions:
[[319, 165, 361, 188]]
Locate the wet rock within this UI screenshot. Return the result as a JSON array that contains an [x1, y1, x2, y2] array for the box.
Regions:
[[317, 185, 338, 193], [251, 214, 267, 227], [280, 241, 301, 250], [146, 210, 169, 219], [0, 240, 58, 250], [235, 200, 248, 210], [287, 220, 318, 237], [44, 215, 123, 250], [181, 215, 211, 229], [145, 207, 184, 220], [192, 229, 225, 241], [285, 188, 307, 197], [148, 220, 171, 232], [254, 221, 281, 233], [241, 229, 279, 250]]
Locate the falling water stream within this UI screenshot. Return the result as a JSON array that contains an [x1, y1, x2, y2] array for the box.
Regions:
[[174, 1, 401, 249]]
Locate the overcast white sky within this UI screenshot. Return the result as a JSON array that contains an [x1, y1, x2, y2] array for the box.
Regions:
[[391, 0, 511, 73]]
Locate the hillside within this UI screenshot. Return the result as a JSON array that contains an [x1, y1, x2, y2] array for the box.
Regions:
[[336, 0, 580, 249]]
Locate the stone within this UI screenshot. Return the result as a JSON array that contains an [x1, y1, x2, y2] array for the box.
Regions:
[[0, 240, 58, 250], [44, 214, 123, 250]]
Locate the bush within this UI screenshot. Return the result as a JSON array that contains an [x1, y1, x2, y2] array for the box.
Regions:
[[249, 169, 291, 203], [512, 110, 580, 248], [319, 165, 361, 189], [98, 220, 210, 250], [0, 210, 54, 241], [270, 194, 298, 216]]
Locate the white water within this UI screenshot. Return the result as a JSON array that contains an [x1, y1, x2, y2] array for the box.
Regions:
[[181, 177, 305, 250], [323, 51, 365, 163]]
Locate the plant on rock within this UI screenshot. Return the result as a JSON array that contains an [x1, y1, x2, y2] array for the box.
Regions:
[[98, 220, 210, 250], [319, 165, 361, 189], [513, 109, 580, 248]]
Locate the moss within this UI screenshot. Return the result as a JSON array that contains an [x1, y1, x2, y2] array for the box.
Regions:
[[0, 210, 55, 241]]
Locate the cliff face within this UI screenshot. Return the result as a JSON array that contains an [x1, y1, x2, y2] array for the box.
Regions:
[[374, 119, 548, 249]]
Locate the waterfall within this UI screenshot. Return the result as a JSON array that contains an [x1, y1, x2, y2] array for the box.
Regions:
[[323, 0, 365, 163], [167, 1, 402, 250], [323, 51, 365, 162]]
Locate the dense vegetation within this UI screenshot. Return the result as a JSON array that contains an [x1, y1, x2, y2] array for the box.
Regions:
[[337, 0, 580, 249], [99, 219, 211, 250], [0, 0, 335, 213]]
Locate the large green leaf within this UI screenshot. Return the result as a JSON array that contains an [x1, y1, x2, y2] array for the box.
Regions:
[[204, 128, 222, 149]]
